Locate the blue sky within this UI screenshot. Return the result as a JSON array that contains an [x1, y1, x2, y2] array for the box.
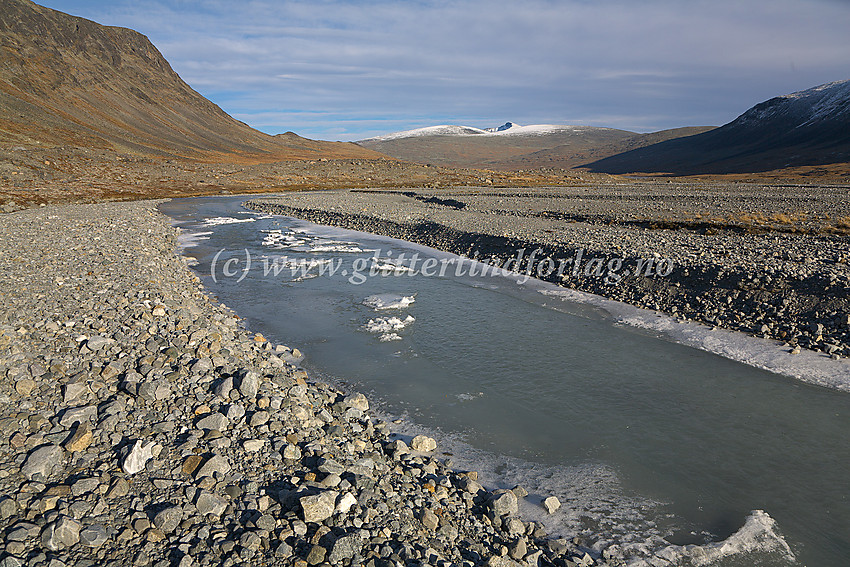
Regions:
[[39, 0, 850, 141]]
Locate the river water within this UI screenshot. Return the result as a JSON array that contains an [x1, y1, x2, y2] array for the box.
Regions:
[[160, 196, 850, 566]]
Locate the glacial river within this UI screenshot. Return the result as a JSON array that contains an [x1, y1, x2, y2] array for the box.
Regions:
[[161, 196, 850, 567]]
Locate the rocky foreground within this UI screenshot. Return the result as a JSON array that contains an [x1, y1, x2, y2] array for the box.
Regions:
[[0, 201, 603, 567], [248, 183, 850, 359]]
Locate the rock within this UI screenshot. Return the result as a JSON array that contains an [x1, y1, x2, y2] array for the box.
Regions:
[[153, 506, 182, 534], [485, 557, 522, 567], [344, 392, 369, 411], [195, 491, 228, 517], [58, 405, 97, 427], [79, 524, 108, 547], [105, 477, 129, 499], [195, 454, 231, 478], [242, 439, 265, 452], [41, 516, 81, 551], [64, 423, 93, 452], [300, 490, 338, 523], [15, 378, 36, 396], [237, 370, 259, 398], [306, 544, 327, 566], [213, 376, 233, 399], [248, 410, 270, 427], [21, 444, 64, 481], [335, 492, 357, 515], [182, 455, 204, 476], [196, 412, 229, 431], [489, 490, 518, 517], [420, 508, 439, 530], [62, 382, 88, 404], [122, 440, 158, 475], [411, 435, 437, 452], [85, 336, 112, 351], [542, 496, 561, 514], [508, 538, 527, 560], [0, 496, 19, 520], [281, 444, 301, 461], [328, 533, 363, 563]]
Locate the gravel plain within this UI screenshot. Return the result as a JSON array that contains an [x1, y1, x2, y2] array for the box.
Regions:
[[248, 182, 850, 358], [0, 200, 608, 567]]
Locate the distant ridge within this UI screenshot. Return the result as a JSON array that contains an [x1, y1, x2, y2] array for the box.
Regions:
[[583, 80, 850, 175], [0, 0, 378, 161], [357, 122, 714, 170]]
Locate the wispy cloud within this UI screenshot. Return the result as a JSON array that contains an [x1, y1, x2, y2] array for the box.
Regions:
[[40, 0, 850, 140]]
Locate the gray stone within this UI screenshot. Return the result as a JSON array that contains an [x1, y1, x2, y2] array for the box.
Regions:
[[196, 412, 229, 431], [237, 370, 260, 398], [85, 336, 112, 351], [328, 533, 363, 563], [62, 382, 88, 404], [0, 496, 19, 520], [343, 392, 369, 411], [195, 454, 231, 479], [489, 490, 518, 517], [306, 544, 326, 566], [300, 490, 338, 523], [248, 410, 269, 427], [79, 524, 108, 547], [21, 444, 64, 481], [195, 491, 228, 517], [542, 496, 561, 514], [411, 435, 437, 452], [242, 439, 264, 452], [224, 403, 245, 421], [213, 377, 233, 399], [281, 444, 301, 461], [41, 516, 81, 551], [58, 405, 97, 427], [153, 506, 182, 534], [420, 508, 439, 530]]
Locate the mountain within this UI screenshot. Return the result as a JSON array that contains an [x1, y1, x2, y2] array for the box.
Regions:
[[357, 122, 714, 170], [584, 80, 850, 175], [0, 0, 378, 161]]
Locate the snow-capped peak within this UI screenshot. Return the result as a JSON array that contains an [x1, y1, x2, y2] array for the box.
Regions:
[[484, 122, 519, 133], [360, 122, 593, 142]]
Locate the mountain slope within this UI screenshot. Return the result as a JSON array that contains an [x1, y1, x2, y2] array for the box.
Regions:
[[0, 0, 378, 161], [357, 122, 715, 170], [583, 80, 850, 175]]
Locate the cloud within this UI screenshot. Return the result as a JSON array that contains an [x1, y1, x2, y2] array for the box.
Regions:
[[39, 0, 850, 140]]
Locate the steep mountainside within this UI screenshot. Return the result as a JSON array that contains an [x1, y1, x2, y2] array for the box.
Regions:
[[0, 0, 378, 161], [584, 80, 850, 175], [357, 123, 714, 170]]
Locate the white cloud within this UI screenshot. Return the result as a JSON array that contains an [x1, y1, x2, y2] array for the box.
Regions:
[[38, 0, 850, 140]]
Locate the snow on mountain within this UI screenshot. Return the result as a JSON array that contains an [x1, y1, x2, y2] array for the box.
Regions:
[[735, 79, 850, 128], [360, 122, 593, 142]]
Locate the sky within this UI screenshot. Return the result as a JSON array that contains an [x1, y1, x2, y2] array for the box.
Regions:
[[38, 0, 850, 141]]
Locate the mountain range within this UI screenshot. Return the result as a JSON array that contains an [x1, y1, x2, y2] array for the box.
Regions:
[[357, 122, 714, 170], [359, 80, 850, 175], [0, 0, 377, 162]]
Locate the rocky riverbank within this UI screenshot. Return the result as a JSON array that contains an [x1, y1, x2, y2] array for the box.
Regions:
[[0, 200, 610, 567], [247, 184, 850, 360]]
